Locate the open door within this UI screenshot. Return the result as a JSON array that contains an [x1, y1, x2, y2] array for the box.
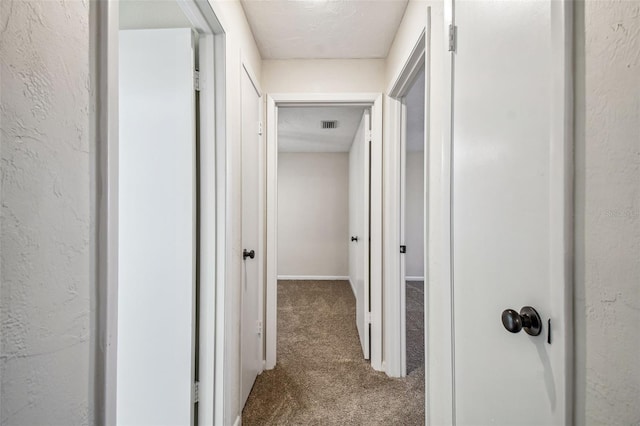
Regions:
[[117, 28, 196, 425], [449, 0, 571, 423], [349, 110, 371, 359], [240, 65, 262, 407]]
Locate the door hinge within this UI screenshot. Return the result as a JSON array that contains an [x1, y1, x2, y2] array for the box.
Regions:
[[448, 24, 457, 52], [400, 245, 406, 254], [256, 320, 263, 337], [194, 70, 201, 91], [192, 381, 200, 403], [258, 121, 263, 136], [365, 312, 372, 324]]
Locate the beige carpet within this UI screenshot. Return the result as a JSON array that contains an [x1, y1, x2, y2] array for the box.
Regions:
[[406, 281, 425, 375], [242, 280, 425, 425]]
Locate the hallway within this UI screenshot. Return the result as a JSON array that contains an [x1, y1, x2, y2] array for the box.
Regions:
[[243, 280, 424, 425]]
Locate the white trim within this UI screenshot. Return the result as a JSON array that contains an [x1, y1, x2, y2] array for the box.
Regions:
[[384, 24, 429, 379], [233, 415, 241, 426], [426, 1, 455, 424], [196, 31, 218, 426], [212, 28, 227, 426], [265, 95, 278, 370], [348, 278, 356, 298], [277, 275, 350, 281], [550, 0, 574, 423], [266, 93, 384, 372], [388, 31, 427, 98], [406, 276, 425, 282], [399, 99, 407, 377], [95, 0, 119, 423]]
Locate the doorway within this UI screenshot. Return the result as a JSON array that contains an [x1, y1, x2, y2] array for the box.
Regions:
[[274, 105, 371, 358], [102, 0, 224, 423], [400, 66, 426, 376], [265, 94, 384, 372]]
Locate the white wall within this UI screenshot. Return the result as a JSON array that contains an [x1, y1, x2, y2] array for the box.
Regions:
[[0, 0, 92, 424], [574, 1, 640, 424], [262, 59, 386, 93], [404, 64, 426, 279], [405, 152, 425, 278], [278, 153, 349, 277]]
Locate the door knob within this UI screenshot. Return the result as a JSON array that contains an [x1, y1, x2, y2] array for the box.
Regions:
[[501, 306, 542, 336], [351, 236, 358, 242], [243, 249, 255, 260]]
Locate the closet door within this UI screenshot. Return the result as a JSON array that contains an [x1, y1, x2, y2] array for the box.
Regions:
[[118, 28, 196, 426]]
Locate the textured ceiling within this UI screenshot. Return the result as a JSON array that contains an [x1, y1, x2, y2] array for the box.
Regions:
[[278, 106, 367, 152], [240, 0, 409, 59], [405, 66, 425, 152]]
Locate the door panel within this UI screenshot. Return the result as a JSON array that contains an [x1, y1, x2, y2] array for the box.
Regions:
[[117, 28, 196, 425], [349, 111, 371, 359], [240, 67, 261, 407], [452, 0, 568, 424]]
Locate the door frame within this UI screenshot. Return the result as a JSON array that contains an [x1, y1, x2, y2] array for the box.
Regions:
[[385, 24, 428, 379], [95, 1, 226, 424], [430, 0, 574, 424], [265, 93, 384, 372]]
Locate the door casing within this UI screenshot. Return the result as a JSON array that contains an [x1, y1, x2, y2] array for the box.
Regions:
[[385, 23, 429, 379], [265, 93, 384, 372]]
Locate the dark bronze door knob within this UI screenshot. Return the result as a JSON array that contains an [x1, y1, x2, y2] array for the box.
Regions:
[[243, 249, 255, 260], [501, 306, 542, 336]]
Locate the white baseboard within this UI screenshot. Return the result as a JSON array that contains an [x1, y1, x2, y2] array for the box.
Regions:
[[277, 275, 349, 281], [348, 278, 356, 297], [406, 276, 425, 282], [233, 415, 241, 426]]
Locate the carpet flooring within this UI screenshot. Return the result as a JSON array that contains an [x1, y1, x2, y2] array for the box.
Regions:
[[242, 280, 425, 425], [406, 281, 425, 375]]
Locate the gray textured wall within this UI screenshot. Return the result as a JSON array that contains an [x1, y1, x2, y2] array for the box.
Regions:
[[574, 0, 640, 424], [0, 0, 92, 424]]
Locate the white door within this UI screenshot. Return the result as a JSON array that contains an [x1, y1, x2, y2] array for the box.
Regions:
[[117, 28, 196, 425], [240, 67, 262, 407], [349, 110, 371, 359], [451, 0, 570, 424]]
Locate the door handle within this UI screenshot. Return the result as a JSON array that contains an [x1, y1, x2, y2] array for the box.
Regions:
[[243, 249, 255, 260], [351, 236, 358, 242], [501, 306, 542, 336]]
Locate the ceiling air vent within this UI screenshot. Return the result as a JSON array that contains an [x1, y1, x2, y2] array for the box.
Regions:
[[321, 120, 338, 129]]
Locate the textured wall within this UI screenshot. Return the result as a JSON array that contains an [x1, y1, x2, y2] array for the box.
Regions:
[[574, 0, 640, 424], [0, 0, 92, 424], [278, 153, 349, 277]]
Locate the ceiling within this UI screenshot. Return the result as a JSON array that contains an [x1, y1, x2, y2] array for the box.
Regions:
[[240, 0, 409, 59], [278, 106, 367, 152]]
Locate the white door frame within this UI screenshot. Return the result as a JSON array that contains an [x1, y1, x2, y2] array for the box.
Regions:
[[265, 93, 384, 372], [428, 0, 574, 424], [95, 1, 226, 424], [384, 24, 428, 379]]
